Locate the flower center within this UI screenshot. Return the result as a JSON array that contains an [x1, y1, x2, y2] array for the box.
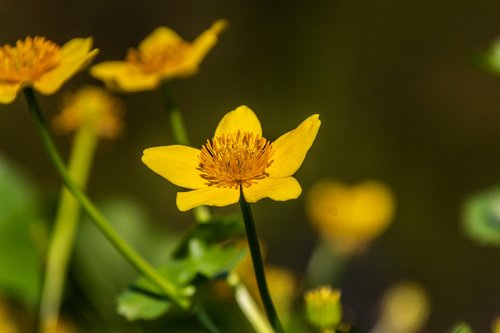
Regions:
[[126, 42, 191, 74], [0, 36, 61, 83], [197, 131, 274, 189]]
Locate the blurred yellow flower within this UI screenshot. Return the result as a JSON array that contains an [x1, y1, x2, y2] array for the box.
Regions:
[[91, 20, 227, 92], [372, 281, 430, 333], [0, 36, 98, 104], [0, 298, 17, 333], [493, 316, 500, 333], [307, 179, 395, 254], [52, 86, 124, 139], [142, 105, 321, 211], [304, 286, 342, 331]]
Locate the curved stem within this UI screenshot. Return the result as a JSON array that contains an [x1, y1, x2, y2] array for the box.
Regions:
[[38, 109, 99, 333], [239, 188, 284, 333], [23, 88, 189, 308]]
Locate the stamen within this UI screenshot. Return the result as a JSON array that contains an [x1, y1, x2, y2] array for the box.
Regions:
[[0, 36, 60, 83], [197, 131, 274, 189], [126, 41, 190, 73]]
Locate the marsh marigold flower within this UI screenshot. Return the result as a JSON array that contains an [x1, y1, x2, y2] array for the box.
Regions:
[[52, 86, 124, 139], [142, 105, 320, 211], [91, 20, 227, 92], [0, 36, 98, 104], [307, 179, 395, 253]]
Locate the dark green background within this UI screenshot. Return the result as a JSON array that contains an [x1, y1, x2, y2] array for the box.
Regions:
[[1, 0, 500, 331]]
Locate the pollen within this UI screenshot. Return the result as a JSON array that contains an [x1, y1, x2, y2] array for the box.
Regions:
[[197, 131, 274, 189], [126, 41, 191, 74], [0, 36, 61, 83]]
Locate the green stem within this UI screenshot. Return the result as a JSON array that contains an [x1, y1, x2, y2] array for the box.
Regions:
[[38, 106, 99, 333], [227, 274, 274, 333], [238, 188, 284, 333], [304, 240, 348, 288], [23, 88, 190, 309], [160, 83, 210, 223]]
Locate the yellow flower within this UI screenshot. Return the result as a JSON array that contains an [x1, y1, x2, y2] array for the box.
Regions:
[[372, 281, 430, 333], [52, 86, 124, 139], [304, 286, 342, 330], [90, 20, 227, 92], [307, 179, 395, 254], [0, 36, 98, 104], [142, 105, 321, 211], [493, 316, 500, 333]]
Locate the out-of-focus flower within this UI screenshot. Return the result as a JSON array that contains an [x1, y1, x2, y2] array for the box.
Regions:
[[91, 20, 227, 92], [371, 281, 430, 333], [142, 105, 321, 211], [307, 179, 395, 254], [0, 36, 98, 104], [304, 286, 342, 331], [52, 86, 124, 139], [493, 316, 500, 333]]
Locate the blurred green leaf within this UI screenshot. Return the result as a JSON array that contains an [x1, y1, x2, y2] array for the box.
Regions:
[[117, 238, 245, 321], [463, 186, 500, 246], [173, 213, 245, 257], [117, 289, 172, 321], [449, 322, 474, 333], [0, 154, 42, 305], [476, 39, 500, 75]]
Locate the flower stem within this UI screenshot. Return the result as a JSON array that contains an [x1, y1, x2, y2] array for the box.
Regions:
[[160, 82, 210, 223], [38, 105, 99, 333], [193, 303, 222, 333], [23, 88, 189, 308], [238, 188, 284, 333]]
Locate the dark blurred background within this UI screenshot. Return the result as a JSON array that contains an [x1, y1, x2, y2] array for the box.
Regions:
[[1, 0, 500, 331]]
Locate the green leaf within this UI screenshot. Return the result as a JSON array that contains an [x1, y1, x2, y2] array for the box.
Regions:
[[0, 154, 42, 305], [117, 289, 172, 321], [187, 239, 246, 279], [116, 239, 245, 321], [476, 39, 500, 75], [463, 186, 500, 246], [173, 213, 245, 257], [449, 322, 474, 333]]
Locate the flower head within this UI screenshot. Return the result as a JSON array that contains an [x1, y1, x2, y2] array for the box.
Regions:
[[52, 86, 124, 139], [91, 20, 227, 92], [142, 106, 321, 211], [304, 286, 342, 330], [307, 179, 395, 254], [0, 36, 98, 104]]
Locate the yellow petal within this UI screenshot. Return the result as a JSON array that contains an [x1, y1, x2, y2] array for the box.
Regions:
[[90, 61, 160, 92], [177, 186, 239, 211], [34, 48, 99, 95], [60, 37, 94, 61], [267, 114, 321, 178], [214, 105, 262, 137], [243, 177, 302, 203], [142, 145, 206, 189], [0, 83, 22, 104], [139, 26, 182, 53], [182, 19, 228, 72]]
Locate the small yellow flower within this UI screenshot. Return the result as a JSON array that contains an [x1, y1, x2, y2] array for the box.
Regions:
[[142, 105, 321, 211], [307, 179, 395, 254], [304, 286, 342, 330], [91, 20, 227, 92], [0, 36, 98, 104], [52, 86, 124, 139]]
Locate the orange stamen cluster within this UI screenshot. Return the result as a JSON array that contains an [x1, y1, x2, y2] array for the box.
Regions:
[[0, 36, 60, 83], [126, 42, 190, 74], [198, 131, 274, 189]]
